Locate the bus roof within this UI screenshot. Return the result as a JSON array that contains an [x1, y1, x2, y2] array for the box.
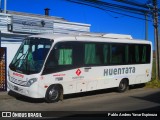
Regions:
[[29, 33, 152, 45]]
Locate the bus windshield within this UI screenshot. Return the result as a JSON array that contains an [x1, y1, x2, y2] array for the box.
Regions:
[[9, 37, 53, 74]]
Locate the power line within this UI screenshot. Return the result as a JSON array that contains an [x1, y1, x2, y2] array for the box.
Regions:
[[65, 0, 160, 17], [78, 0, 149, 15], [65, 0, 153, 22], [113, 0, 150, 9]]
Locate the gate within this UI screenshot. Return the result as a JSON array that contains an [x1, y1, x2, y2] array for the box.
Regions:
[[0, 47, 7, 91]]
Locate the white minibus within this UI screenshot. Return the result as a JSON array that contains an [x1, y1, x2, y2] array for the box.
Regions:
[[8, 33, 152, 102]]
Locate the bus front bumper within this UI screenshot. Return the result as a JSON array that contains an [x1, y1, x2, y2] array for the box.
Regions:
[[7, 80, 43, 98]]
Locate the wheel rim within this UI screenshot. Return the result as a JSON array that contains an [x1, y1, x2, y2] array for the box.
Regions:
[[48, 87, 58, 101], [119, 81, 126, 90]]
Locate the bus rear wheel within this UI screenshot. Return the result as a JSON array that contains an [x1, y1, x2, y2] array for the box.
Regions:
[[117, 79, 128, 93], [45, 85, 61, 103]]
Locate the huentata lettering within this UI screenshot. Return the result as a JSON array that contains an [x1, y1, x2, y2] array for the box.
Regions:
[[13, 72, 24, 78], [104, 67, 136, 76]]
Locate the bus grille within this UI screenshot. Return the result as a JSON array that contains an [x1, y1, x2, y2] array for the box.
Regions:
[[9, 77, 27, 86]]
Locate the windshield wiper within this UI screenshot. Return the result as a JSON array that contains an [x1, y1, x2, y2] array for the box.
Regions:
[[12, 51, 28, 66]]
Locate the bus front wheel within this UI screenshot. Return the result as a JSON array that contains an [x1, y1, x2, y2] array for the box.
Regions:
[[45, 85, 61, 103], [117, 79, 128, 93]]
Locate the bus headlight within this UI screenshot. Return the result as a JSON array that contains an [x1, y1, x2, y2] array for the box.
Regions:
[[26, 78, 37, 87]]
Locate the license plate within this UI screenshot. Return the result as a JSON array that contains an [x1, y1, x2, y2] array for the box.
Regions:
[[14, 86, 18, 91]]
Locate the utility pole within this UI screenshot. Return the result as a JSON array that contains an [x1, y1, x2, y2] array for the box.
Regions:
[[4, 0, 7, 13], [145, 13, 148, 40], [153, 0, 159, 80], [0, 0, 1, 11]]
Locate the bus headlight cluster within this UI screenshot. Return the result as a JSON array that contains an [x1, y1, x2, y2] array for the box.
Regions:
[[25, 78, 37, 87]]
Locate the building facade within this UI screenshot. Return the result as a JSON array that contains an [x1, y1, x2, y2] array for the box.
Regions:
[[0, 11, 90, 69]]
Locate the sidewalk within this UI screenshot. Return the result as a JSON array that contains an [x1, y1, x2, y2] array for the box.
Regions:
[[0, 91, 14, 99]]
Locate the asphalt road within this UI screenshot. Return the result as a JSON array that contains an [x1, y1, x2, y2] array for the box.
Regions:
[[0, 86, 160, 119]]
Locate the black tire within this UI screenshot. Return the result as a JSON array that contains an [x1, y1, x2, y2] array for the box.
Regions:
[[45, 85, 61, 103], [117, 79, 128, 93]]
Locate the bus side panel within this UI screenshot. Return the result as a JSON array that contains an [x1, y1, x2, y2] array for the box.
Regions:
[[40, 63, 152, 96]]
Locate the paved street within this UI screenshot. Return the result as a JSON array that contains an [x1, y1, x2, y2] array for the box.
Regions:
[[0, 86, 160, 111], [0, 86, 160, 119]]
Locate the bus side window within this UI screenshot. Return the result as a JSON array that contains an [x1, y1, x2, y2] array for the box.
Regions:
[[142, 45, 147, 63], [45, 49, 59, 68], [85, 43, 96, 65], [110, 44, 125, 65], [103, 44, 109, 64], [84, 43, 103, 65], [58, 49, 72, 65]]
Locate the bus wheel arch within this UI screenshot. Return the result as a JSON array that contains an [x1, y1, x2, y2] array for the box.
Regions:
[[45, 84, 63, 103], [117, 78, 129, 93]]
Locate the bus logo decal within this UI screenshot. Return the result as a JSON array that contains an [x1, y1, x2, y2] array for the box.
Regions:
[[13, 72, 24, 78], [76, 69, 81, 76], [53, 74, 66, 77]]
